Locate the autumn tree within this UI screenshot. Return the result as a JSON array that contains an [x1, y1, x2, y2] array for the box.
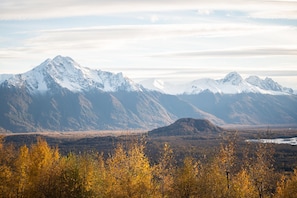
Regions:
[[11, 138, 61, 197], [105, 142, 157, 198], [247, 142, 277, 198], [91, 153, 108, 197], [230, 169, 258, 198], [172, 157, 199, 198], [15, 145, 30, 197], [154, 143, 175, 197], [0, 135, 16, 197], [218, 133, 236, 191], [201, 156, 232, 198], [0, 135, 3, 150], [275, 168, 297, 198]]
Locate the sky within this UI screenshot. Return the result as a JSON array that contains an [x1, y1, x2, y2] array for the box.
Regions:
[[1, 0, 297, 89]]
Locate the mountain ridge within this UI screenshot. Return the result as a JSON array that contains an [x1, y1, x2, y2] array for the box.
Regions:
[[140, 72, 294, 95], [0, 56, 223, 132], [1, 56, 295, 95], [1, 55, 296, 132]]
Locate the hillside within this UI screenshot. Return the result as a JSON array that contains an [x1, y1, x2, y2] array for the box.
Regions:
[[148, 118, 224, 136]]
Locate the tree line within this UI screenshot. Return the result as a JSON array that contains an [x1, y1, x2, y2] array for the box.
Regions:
[[0, 135, 297, 198]]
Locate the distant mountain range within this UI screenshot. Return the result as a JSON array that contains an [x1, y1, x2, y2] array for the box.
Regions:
[[140, 72, 294, 95], [1, 55, 296, 132]]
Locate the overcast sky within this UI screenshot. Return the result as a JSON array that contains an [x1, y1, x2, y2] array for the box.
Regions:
[[1, 0, 297, 89]]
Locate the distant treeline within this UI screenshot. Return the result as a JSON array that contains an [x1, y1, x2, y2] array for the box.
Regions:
[[0, 135, 296, 198]]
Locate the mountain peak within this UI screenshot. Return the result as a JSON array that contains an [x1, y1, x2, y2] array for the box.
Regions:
[[222, 72, 243, 85], [2, 56, 143, 93], [34, 55, 79, 77], [51, 55, 79, 68], [53, 55, 72, 61]]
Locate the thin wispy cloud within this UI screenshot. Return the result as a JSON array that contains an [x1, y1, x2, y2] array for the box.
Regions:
[[0, 22, 272, 58], [1, 0, 297, 20], [151, 47, 297, 58], [25, 23, 267, 46]]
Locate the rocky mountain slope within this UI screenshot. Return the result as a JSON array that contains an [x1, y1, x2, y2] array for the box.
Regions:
[[180, 91, 297, 125]]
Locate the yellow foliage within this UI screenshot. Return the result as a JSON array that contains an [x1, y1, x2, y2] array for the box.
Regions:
[[29, 138, 59, 173], [0, 165, 14, 198], [0, 136, 296, 198], [0, 135, 3, 150], [105, 143, 157, 198], [15, 145, 30, 196], [154, 143, 175, 197], [247, 143, 276, 198], [275, 169, 297, 198], [230, 169, 258, 198], [172, 157, 199, 198]]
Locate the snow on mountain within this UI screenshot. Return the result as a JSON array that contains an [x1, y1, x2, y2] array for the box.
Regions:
[[1, 57, 294, 96], [246, 76, 293, 94], [185, 72, 261, 95], [220, 71, 243, 85], [1, 55, 143, 93], [0, 74, 13, 84], [139, 79, 164, 92], [139, 78, 178, 93], [139, 72, 294, 95]]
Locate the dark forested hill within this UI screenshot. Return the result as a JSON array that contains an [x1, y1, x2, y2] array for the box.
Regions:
[[148, 118, 223, 136]]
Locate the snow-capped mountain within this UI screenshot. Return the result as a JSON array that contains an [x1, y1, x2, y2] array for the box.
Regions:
[[1, 55, 143, 93], [1, 55, 223, 132], [140, 72, 294, 95], [220, 72, 244, 85], [2, 57, 294, 95], [1, 56, 296, 132], [246, 76, 293, 94]]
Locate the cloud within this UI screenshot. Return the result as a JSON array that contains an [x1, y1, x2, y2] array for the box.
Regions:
[[1, 0, 297, 20], [1, 22, 295, 69], [151, 47, 297, 58], [250, 10, 297, 19], [197, 9, 212, 16], [21, 22, 274, 50], [150, 15, 159, 23]]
